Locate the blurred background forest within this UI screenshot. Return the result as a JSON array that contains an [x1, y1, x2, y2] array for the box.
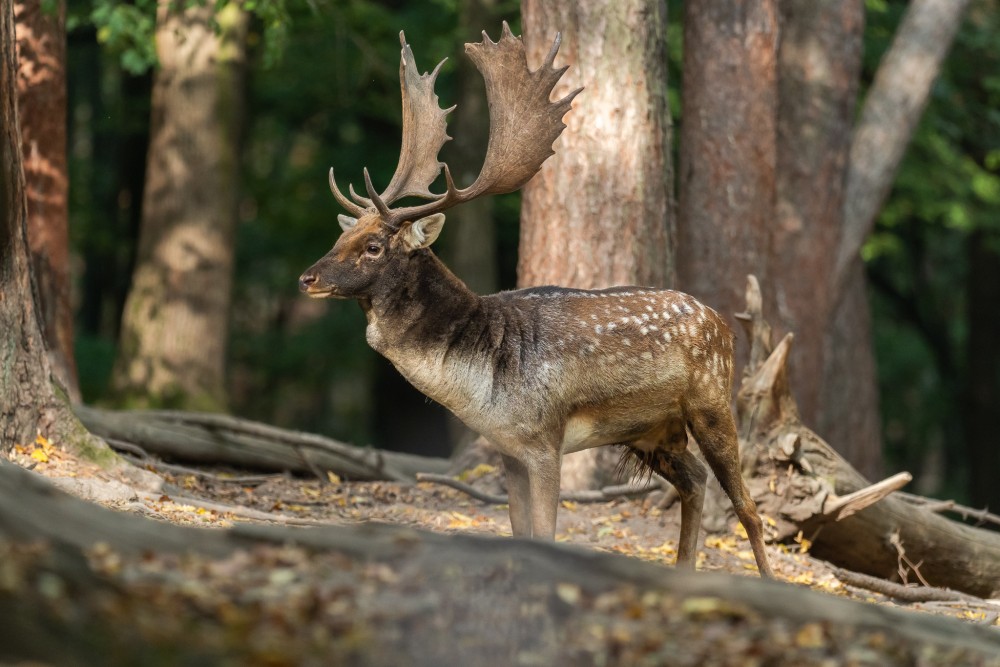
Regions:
[[25, 0, 999, 507]]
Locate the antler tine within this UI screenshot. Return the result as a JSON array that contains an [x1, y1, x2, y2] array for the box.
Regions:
[[329, 168, 367, 218], [363, 168, 392, 220], [348, 182, 373, 209], [382, 26, 579, 228]]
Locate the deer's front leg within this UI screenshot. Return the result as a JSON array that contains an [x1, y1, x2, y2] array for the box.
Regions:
[[500, 453, 532, 537], [527, 447, 562, 539]]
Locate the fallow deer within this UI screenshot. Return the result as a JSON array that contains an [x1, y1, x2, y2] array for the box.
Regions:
[[299, 24, 774, 578]]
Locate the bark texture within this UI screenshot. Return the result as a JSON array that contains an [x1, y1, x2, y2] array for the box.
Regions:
[[13, 0, 76, 400], [0, 0, 44, 449], [0, 0, 112, 464], [773, 0, 882, 477], [677, 0, 778, 359], [111, 1, 248, 411], [519, 0, 673, 489], [678, 0, 969, 479]]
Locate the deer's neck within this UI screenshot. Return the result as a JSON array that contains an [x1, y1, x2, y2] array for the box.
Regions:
[[363, 250, 481, 358]]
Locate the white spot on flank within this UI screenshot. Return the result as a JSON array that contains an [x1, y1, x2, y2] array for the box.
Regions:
[[664, 332, 672, 342], [645, 305, 653, 312], [641, 351, 653, 360], [608, 322, 617, 330], [672, 304, 681, 314], [623, 339, 632, 346], [595, 325, 604, 334], [640, 326, 649, 335]]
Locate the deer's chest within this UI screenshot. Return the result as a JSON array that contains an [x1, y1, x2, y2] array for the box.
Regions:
[[366, 317, 497, 422]]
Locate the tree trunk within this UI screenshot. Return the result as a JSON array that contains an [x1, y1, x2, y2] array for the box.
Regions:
[[680, 0, 970, 480], [111, 1, 248, 411], [0, 0, 113, 465], [519, 0, 673, 489], [772, 0, 883, 478], [823, 0, 972, 478], [677, 0, 779, 383], [13, 0, 77, 400]]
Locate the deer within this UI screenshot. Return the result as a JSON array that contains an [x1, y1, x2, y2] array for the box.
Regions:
[[299, 23, 774, 579]]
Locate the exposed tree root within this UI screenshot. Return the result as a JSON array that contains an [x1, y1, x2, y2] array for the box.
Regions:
[[76, 405, 449, 483]]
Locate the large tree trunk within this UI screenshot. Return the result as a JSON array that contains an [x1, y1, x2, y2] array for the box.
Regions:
[[677, 0, 778, 361], [13, 0, 77, 400], [519, 0, 673, 489], [772, 0, 883, 478], [0, 0, 113, 465], [111, 1, 248, 411], [679, 0, 970, 480], [825, 0, 972, 478]]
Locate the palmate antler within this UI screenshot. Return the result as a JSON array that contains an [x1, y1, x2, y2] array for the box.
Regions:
[[329, 22, 581, 230]]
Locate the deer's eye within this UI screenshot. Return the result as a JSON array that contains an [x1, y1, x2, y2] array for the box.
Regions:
[[365, 244, 382, 257]]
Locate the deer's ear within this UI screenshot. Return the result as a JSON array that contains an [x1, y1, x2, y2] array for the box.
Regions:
[[338, 214, 358, 232], [400, 213, 445, 250]]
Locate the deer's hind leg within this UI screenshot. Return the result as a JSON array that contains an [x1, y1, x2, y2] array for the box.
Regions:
[[688, 403, 774, 579], [624, 418, 708, 569]]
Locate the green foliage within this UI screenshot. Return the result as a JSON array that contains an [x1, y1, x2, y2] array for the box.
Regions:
[[79, 0, 291, 74], [89, 0, 158, 74]]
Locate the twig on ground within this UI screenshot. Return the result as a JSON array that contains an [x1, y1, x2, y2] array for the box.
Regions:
[[896, 491, 1000, 529], [890, 530, 930, 587], [415, 473, 661, 505], [294, 445, 330, 485], [118, 452, 281, 485], [107, 438, 152, 459], [138, 492, 334, 527], [832, 567, 984, 604]]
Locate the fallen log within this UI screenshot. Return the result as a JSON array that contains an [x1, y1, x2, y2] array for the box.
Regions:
[[2, 461, 999, 666], [724, 276, 1000, 598], [74, 405, 449, 483]]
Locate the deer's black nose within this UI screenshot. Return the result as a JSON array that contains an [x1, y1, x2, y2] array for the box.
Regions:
[[299, 273, 318, 292]]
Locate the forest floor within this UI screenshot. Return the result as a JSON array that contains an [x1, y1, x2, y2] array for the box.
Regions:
[[8, 435, 1000, 665]]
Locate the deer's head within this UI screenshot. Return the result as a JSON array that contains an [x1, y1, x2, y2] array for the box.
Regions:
[[299, 23, 579, 300]]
